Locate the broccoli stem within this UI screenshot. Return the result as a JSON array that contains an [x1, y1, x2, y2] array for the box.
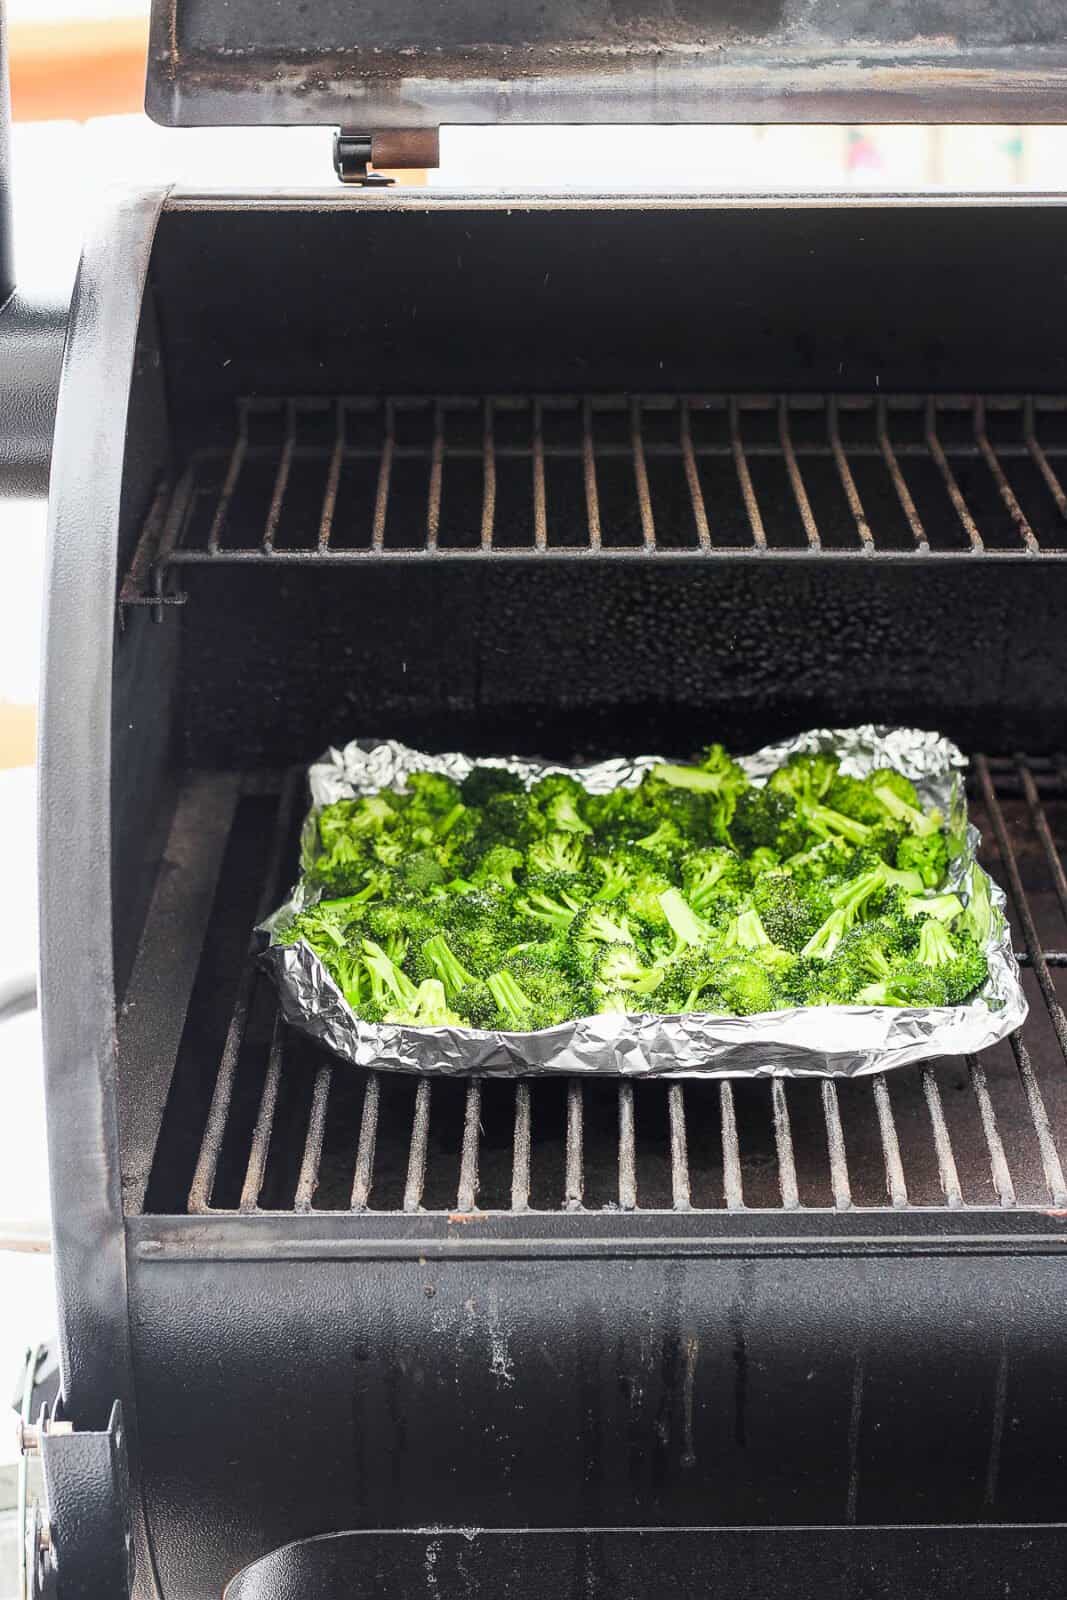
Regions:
[[361, 939, 419, 1009], [421, 933, 476, 999], [657, 888, 714, 948], [487, 971, 534, 1029], [800, 908, 850, 961], [917, 919, 957, 967], [652, 763, 730, 793], [806, 804, 873, 847], [871, 783, 943, 838], [903, 893, 964, 924]]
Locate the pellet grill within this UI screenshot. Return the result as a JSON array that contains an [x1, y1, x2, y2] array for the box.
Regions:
[[10, 0, 1067, 1595]]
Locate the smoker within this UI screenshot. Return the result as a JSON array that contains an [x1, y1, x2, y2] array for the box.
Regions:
[[8, 0, 1067, 1595]]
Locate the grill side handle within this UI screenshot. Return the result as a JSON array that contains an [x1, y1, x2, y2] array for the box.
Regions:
[[0, 0, 67, 497]]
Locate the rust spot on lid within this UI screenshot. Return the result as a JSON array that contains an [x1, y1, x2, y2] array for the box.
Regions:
[[448, 1210, 484, 1224]]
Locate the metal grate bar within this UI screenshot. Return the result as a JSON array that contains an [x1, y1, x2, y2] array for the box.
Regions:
[[630, 400, 656, 551], [403, 1080, 432, 1213], [778, 399, 820, 549], [974, 399, 1039, 553], [729, 399, 767, 550], [187, 772, 301, 1214], [1009, 1032, 1067, 1205], [1023, 396, 1067, 521], [771, 1078, 800, 1209], [512, 1082, 532, 1213], [480, 398, 497, 550], [238, 1017, 285, 1213], [925, 397, 983, 551], [679, 400, 711, 551], [426, 400, 445, 553], [1016, 758, 1067, 928], [668, 1083, 691, 1211], [582, 398, 602, 551], [565, 1080, 584, 1210], [828, 398, 874, 548], [821, 1079, 852, 1210], [968, 1056, 1016, 1208], [371, 400, 395, 551], [921, 1068, 963, 1207], [876, 396, 929, 551], [295, 1067, 332, 1212], [872, 1075, 908, 1208], [205, 409, 249, 554], [262, 400, 296, 554], [317, 400, 346, 551], [618, 1082, 637, 1210], [719, 1081, 745, 1210], [531, 398, 548, 551], [350, 1072, 381, 1212], [456, 1078, 482, 1213], [975, 754, 1067, 1063]]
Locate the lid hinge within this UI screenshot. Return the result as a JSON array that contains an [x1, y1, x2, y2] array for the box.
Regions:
[[333, 128, 441, 187]]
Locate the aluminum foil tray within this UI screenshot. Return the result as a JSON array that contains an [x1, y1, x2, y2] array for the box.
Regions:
[[260, 727, 1027, 1079]]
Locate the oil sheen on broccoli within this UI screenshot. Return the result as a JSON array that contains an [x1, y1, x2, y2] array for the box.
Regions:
[[277, 749, 993, 1030]]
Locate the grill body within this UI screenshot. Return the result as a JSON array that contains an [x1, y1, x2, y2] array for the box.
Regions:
[[40, 191, 1067, 1598]]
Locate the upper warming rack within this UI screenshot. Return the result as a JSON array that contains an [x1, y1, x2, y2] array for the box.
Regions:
[[120, 392, 1067, 613]]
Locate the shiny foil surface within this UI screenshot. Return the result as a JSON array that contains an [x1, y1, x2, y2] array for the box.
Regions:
[[259, 727, 1027, 1079]]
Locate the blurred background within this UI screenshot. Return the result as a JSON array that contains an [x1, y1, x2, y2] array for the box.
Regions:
[[5, 0, 1067, 1591]]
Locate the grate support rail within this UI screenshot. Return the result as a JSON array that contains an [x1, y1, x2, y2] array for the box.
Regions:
[[120, 392, 1067, 609], [160, 754, 1067, 1220]]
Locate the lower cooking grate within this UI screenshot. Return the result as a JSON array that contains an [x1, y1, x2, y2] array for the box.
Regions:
[[120, 393, 1067, 613], [128, 755, 1067, 1219]]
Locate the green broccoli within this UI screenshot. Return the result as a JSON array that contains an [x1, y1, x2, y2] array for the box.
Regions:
[[383, 978, 462, 1027], [459, 765, 525, 807], [526, 831, 586, 877], [415, 933, 477, 999]]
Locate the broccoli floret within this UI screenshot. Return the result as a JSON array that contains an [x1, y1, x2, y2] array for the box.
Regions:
[[469, 844, 525, 892], [459, 765, 525, 807], [526, 831, 586, 879], [680, 954, 782, 1017], [633, 817, 687, 861], [404, 771, 464, 819], [397, 849, 451, 894], [651, 760, 738, 795], [800, 907, 853, 962], [730, 787, 811, 858], [528, 776, 593, 836], [751, 871, 833, 952], [824, 772, 891, 825], [915, 918, 988, 1003], [514, 887, 584, 932], [452, 978, 499, 1028], [481, 791, 545, 847], [383, 978, 462, 1027], [681, 846, 748, 914], [782, 837, 853, 887], [588, 942, 665, 1003], [767, 752, 839, 807], [503, 946, 590, 1025], [895, 830, 949, 888]]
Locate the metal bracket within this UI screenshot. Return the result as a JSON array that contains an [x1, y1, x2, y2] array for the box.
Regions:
[[333, 128, 441, 186], [17, 1397, 134, 1600]]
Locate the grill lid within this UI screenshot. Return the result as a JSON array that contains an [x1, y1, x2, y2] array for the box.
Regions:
[[147, 0, 1067, 129]]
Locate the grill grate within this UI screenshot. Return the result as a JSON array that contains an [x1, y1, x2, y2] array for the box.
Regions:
[[120, 393, 1067, 610], [134, 755, 1067, 1219]]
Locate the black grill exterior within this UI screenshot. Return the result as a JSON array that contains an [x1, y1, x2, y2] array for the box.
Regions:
[[37, 192, 1067, 1598]]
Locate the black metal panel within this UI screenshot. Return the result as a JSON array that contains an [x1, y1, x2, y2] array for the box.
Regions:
[[125, 1234, 1067, 1599], [38, 186, 168, 1442], [146, 0, 1067, 127], [227, 1526, 1067, 1600], [39, 1404, 134, 1600], [151, 200, 1067, 417]]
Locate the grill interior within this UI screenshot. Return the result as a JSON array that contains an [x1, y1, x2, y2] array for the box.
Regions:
[[126, 753, 1067, 1219], [121, 392, 1067, 611]]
